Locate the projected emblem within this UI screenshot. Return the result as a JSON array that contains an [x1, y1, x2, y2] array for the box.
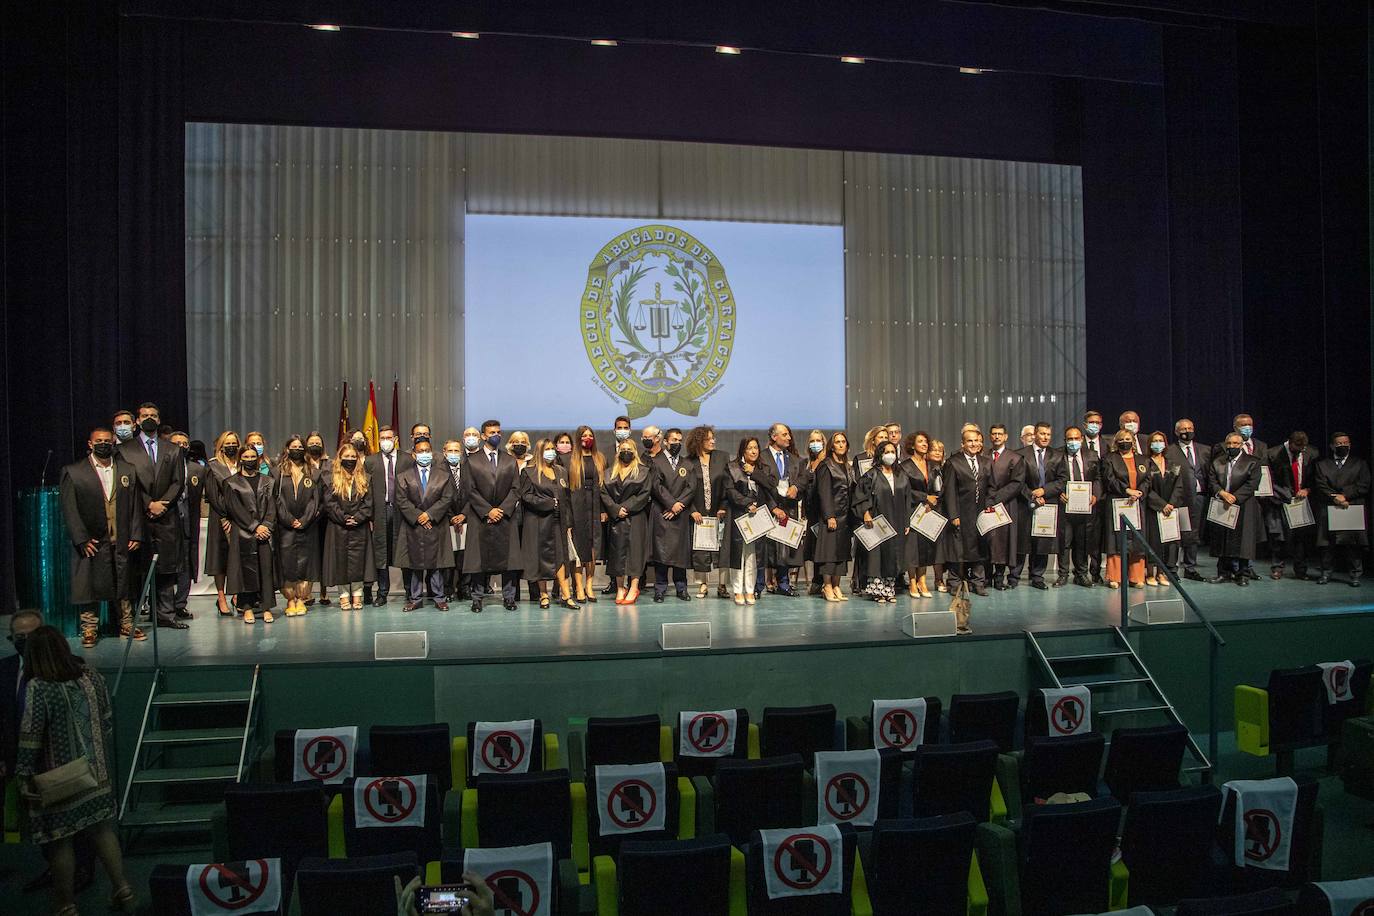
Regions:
[[581, 225, 735, 419]]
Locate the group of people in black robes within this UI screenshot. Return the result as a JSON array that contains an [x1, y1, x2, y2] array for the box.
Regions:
[[58, 405, 1371, 641]]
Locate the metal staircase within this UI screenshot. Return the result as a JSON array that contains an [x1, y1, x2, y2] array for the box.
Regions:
[[1025, 627, 1213, 781], [119, 665, 261, 833]]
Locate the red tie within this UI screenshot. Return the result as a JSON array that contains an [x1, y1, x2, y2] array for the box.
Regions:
[[1292, 455, 1301, 492]]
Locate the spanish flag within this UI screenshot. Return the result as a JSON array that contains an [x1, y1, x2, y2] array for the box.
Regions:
[[362, 380, 381, 454], [335, 381, 350, 450]]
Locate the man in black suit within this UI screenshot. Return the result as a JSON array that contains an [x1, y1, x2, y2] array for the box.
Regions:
[[1233, 412, 1269, 580], [650, 428, 695, 602], [1118, 410, 1148, 456], [1058, 426, 1101, 587], [1268, 430, 1320, 581], [117, 403, 187, 629], [365, 425, 414, 606], [752, 423, 808, 597], [169, 430, 204, 619], [942, 427, 992, 596], [1166, 418, 1211, 581], [464, 419, 522, 611], [60, 425, 148, 647], [1206, 432, 1263, 586], [1010, 422, 1067, 590], [1081, 410, 1107, 582], [396, 438, 456, 612], [1314, 432, 1369, 587], [985, 424, 1026, 590]]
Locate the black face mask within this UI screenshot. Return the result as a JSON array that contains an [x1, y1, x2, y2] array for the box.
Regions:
[[10, 634, 28, 657], [306, 444, 324, 457], [1225, 446, 1242, 459], [288, 448, 305, 462], [1334, 445, 1351, 460], [511, 443, 528, 457], [618, 451, 635, 465], [641, 438, 655, 451], [223, 444, 240, 458], [340, 458, 358, 472], [351, 439, 366, 451], [1176, 430, 1194, 443], [92, 441, 115, 459], [242, 465, 259, 477], [140, 417, 159, 434], [667, 442, 681, 456], [1118, 442, 1133, 453]]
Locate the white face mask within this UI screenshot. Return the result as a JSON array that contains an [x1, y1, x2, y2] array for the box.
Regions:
[[463, 435, 479, 450], [542, 449, 557, 462], [613, 428, 630, 442], [881, 452, 897, 467], [113, 423, 134, 441], [1123, 421, 1139, 434], [379, 438, 395, 454]]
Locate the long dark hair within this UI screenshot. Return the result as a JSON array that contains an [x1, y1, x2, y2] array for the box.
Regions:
[[736, 436, 760, 465], [25, 625, 84, 682]]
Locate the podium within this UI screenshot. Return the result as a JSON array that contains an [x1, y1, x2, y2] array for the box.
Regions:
[[16, 486, 85, 637]]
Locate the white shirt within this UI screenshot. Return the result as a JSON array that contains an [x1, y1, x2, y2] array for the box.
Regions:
[[91, 455, 115, 500]]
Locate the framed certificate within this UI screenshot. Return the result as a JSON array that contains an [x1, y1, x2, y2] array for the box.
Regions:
[[1032, 505, 1058, 538], [855, 514, 897, 550], [1207, 497, 1239, 530], [766, 517, 804, 548], [1066, 481, 1093, 514], [449, 522, 467, 551], [1283, 499, 1315, 529], [976, 502, 1013, 535], [1328, 504, 1366, 532], [1156, 510, 1181, 543], [1111, 498, 1143, 532], [912, 506, 948, 542], [693, 518, 721, 551]]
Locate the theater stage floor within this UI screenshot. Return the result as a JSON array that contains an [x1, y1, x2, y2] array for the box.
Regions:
[[82, 574, 1374, 670]]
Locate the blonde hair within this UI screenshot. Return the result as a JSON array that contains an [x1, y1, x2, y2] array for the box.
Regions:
[[213, 429, 241, 466], [533, 438, 557, 480], [862, 426, 887, 455], [610, 444, 642, 481], [331, 444, 369, 497], [807, 429, 827, 466], [506, 431, 531, 455], [929, 439, 947, 461]]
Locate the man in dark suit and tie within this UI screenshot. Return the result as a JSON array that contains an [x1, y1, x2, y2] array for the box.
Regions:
[[1268, 430, 1320, 581], [464, 419, 522, 611], [169, 430, 204, 619], [1010, 422, 1067, 590], [1058, 426, 1101, 587], [1314, 432, 1369, 587], [942, 427, 992, 596], [117, 403, 187, 630], [985, 424, 1026, 590], [1233, 412, 1269, 580], [752, 423, 808, 597], [1081, 410, 1107, 582], [365, 425, 414, 606], [396, 438, 456, 612], [1166, 418, 1211, 581]]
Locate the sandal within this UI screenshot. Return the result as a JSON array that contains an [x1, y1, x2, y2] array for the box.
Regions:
[[243, 609, 256, 624], [539, 596, 551, 609], [560, 597, 581, 611], [262, 610, 275, 623], [111, 881, 138, 912], [698, 582, 708, 598]]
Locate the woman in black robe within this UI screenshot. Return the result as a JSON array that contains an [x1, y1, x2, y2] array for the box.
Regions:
[[900, 431, 938, 598], [519, 439, 578, 610], [853, 441, 914, 602], [568, 425, 606, 604], [322, 444, 375, 608], [811, 431, 855, 602], [928, 439, 957, 591], [802, 429, 828, 595], [724, 437, 772, 606], [303, 429, 332, 607], [1143, 430, 1186, 585], [222, 444, 277, 624], [1100, 431, 1148, 589], [204, 430, 241, 617], [274, 435, 321, 617], [850, 426, 890, 592], [686, 425, 731, 598], [602, 442, 653, 604], [553, 432, 575, 469]]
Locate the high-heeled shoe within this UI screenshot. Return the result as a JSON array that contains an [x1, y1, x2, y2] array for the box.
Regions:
[[242, 609, 256, 624], [733, 594, 746, 606], [837, 589, 850, 601], [539, 595, 551, 609], [217, 594, 233, 616], [698, 582, 708, 598], [625, 585, 640, 604], [111, 882, 138, 913], [745, 593, 756, 605], [615, 588, 628, 605], [559, 597, 580, 610], [717, 585, 730, 599]]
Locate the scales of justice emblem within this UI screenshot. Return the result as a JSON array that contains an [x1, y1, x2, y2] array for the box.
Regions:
[[580, 224, 737, 419]]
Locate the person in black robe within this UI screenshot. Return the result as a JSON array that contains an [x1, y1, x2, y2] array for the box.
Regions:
[[365, 426, 413, 607], [464, 420, 522, 612], [568, 425, 607, 604], [1165, 419, 1210, 582], [752, 423, 810, 597], [853, 441, 914, 602], [1100, 431, 1149, 589], [274, 436, 322, 617], [222, 445, 277, 622], [801, 429, 829, 595], [812, 432, 856, 601], [723, 437, 772, 605], [898, 431, 939, 599], [322, 444, 375, 607], [303, 430, 332, 607], [168, 430, 204, 622], [685, 425, 731, 599], [204, 431, 242, 617], [1142, 431, 1187, 585], [649, 428, 695, 602], [1232, 413, 1269, 580], [117, 403, 186, 630], [602, 443, 653, 604], [1056, 429, 1101, 587], [984, 425, 1026, 590], [396, 439, 456, 612], [1267, 431, 1320, 581], [518, 440, 577, 609], [850, 426, 889, 593], [1009, 423, 1066, 591], [1205, 432, 1263, 586], [941, 428, 992, 595], [1314, 432, 1369, 586], [59, 427, 147, 648], [441, 437, 470, 602]]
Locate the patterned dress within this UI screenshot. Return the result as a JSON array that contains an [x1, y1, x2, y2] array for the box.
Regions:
[[16, 668, 116, 844]]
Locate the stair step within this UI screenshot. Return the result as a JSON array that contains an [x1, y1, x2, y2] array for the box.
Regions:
[[121, 802, 221, 828], [1182, 764, 1211, 774], [1069, 677, 1152, 688], [1047, 651, 1132, 663], [132, 765, 240, 785], [152, 690, 252, 707], [1097, 705, 1171, 717], [144, 727, 245, 745]]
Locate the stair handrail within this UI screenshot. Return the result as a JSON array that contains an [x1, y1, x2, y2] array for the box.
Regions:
[[1117, 516, 1225, 779], [111, 553, 159, 700]]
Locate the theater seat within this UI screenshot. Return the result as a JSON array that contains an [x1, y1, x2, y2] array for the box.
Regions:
[[1103, 724, 1188, 804], [212, 783, 330, 891], [760, 704, 842, 761], [977, 796, 1126, 916], [744, 825, 868, 916], [454, 719, 560, 792], [291, 852, 419, 916], [148, 863, 199, 916], [369, 723, 458, 795], [913, 740, 1006, 825], [333, 776, 444, 877], [949, 692, 1020, 752], [694, 754, 806, 846], [1235, 667, 1325, 775], [593, 834, 746, 916], [459, 769, 589, 881], [1217, 777, 1323, 892], [1118, 785, 1223, 905], [1014, 733, 1105, 808], [1176, 888, 1295, 916], [267, 728, 365, 790], [587, 762, 695, 862], [1297, 878, 1374, 916], [801, 748, 904, 827], [674, 708, 754, 779], [1322, 659, 1373, 760], [844, 697, 944, 755], [866, 814, 986, 916]]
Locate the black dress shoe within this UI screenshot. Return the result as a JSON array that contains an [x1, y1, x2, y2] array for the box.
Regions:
[[373, 595, 388, 608], [470, 598, 483, 612], [157, 619, 190, 630], [993, 581, 1007, 591], [174, 608, 195, 620], [402, 601, 418, 612], [1075, 576, 1093, 588], [973, 586, 989, 597], [1243, 567, 1259, 580], [653, 593, 665, 603], [1236, 576, 1248, 587], [1052, 577, 1069, 588], [601, 582, 616, 594], [777, 585, 797, 597], [1207, 575, 1231, 584], [677, 590, 692, 601], [504, 598, 518, 611], [1006, 580, 1020, 590], [1031, 580, 1048, 590], [1351, 578, 1363, 588], [1317, 575, 1331, 585], [1183, 569, 1205, 582]]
